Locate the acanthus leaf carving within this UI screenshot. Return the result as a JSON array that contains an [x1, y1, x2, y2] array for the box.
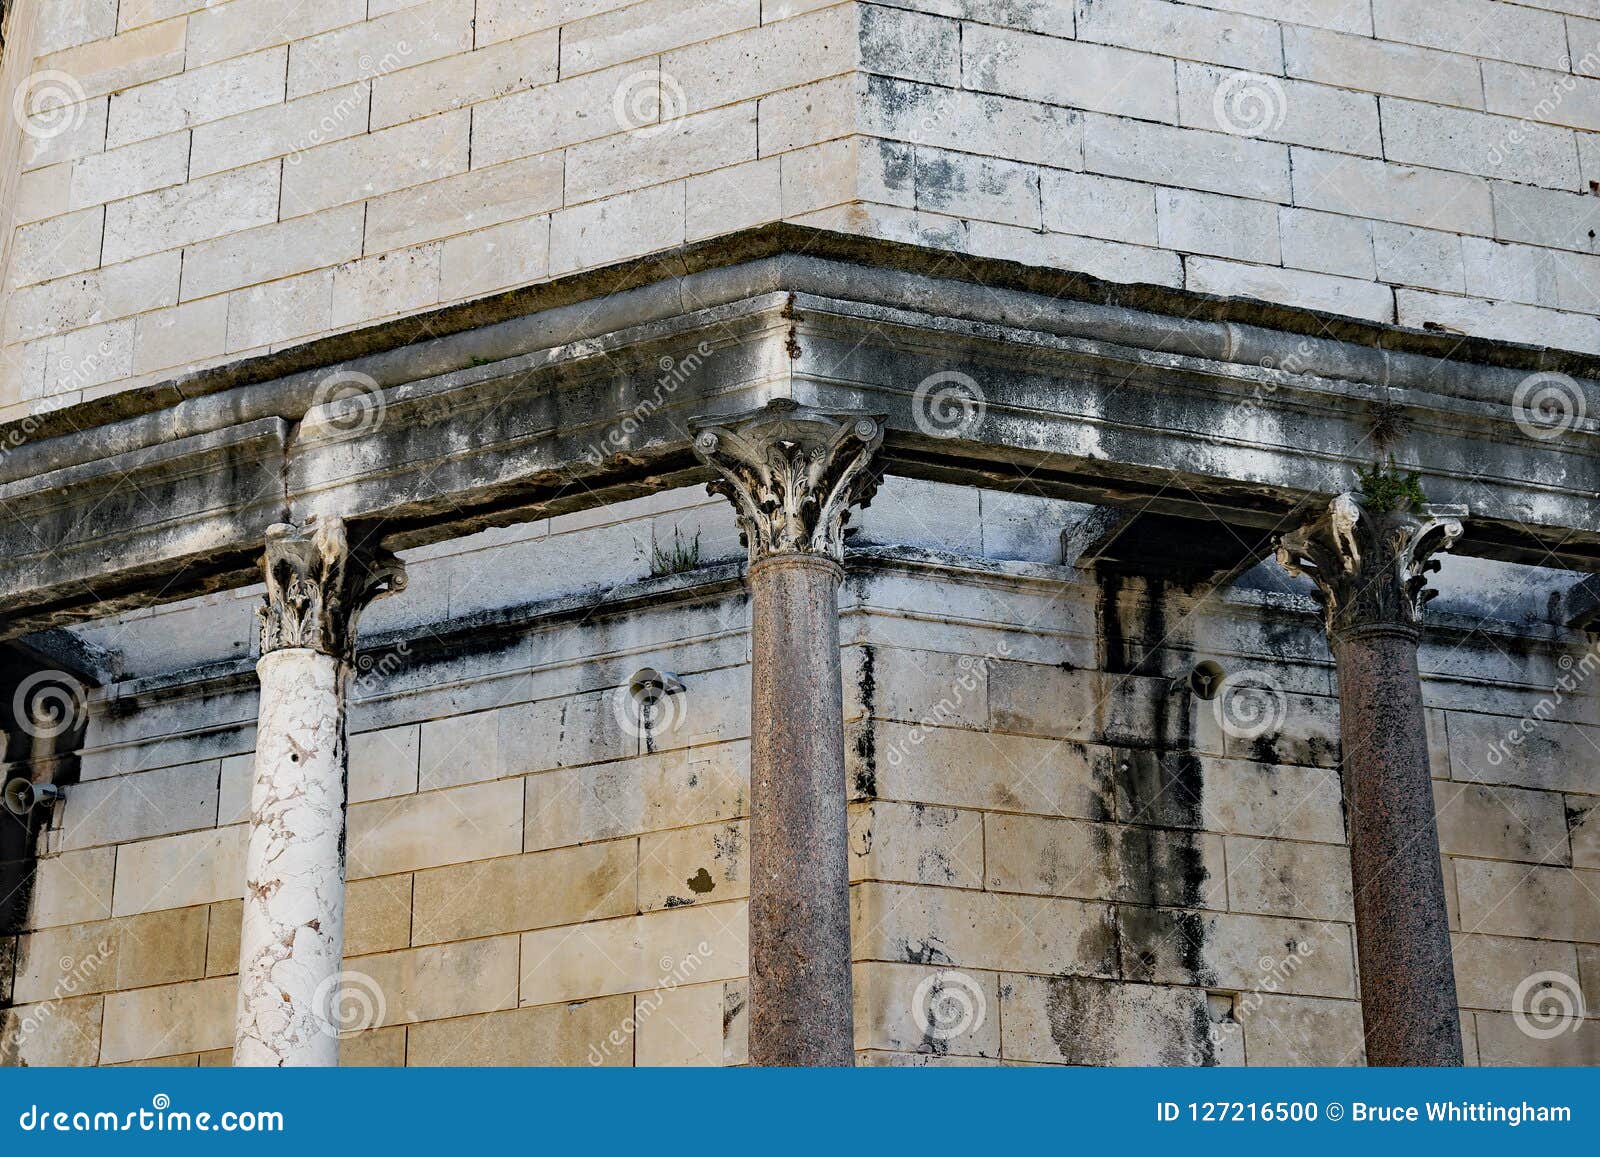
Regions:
[[257, 517, 407, 663], [1275, 492, 1465, 638], [691, 400, 886, 564]]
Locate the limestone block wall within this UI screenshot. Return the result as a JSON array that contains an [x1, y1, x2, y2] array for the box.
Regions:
[[6, 0, 1600, 418], [1, 481, 1596, 1066]]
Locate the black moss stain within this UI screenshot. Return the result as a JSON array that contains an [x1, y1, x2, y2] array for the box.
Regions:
[[852, 644, 877, 798], [1095, 564, 1218, 1064], [711, 823, 743, 877], [722, 986, 747, 1034], [899, 936, 952, 966]]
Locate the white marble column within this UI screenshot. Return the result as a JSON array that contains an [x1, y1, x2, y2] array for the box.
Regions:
[[234, 518, 404, 1067]]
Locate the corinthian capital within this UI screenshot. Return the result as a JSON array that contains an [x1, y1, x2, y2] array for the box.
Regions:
[[692, 400, 885, 564], [257, 518, 406, 663], [1275, 493, 1465, 638]]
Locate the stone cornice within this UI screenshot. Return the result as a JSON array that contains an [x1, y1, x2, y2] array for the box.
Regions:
[[8, 223, 1600, 455], [0, 228, 1595, 633]]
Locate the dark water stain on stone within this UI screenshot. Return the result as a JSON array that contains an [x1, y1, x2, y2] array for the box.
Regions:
[[1095, 565, 1220, 1062], [686, 867, 715, 894], [852, 645, 877, 798]]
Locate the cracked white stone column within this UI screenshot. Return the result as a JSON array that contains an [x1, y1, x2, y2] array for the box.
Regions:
[[692, 399, 885, 1066], [234, 518, 405, 1067]]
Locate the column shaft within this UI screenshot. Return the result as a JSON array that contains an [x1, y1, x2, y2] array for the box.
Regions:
[[747, 553, 854, 1066], [1334, 627, 1463, 1066], [691, 400, 884, 1066], [235, 647, 348, 1067]]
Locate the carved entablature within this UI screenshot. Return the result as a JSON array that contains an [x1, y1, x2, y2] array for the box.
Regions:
[[692, 400, 886, 565], [1275, 493, 1466, 638], [257, 518, 407, 663]]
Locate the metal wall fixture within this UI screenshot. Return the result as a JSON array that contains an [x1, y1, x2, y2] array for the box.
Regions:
[[1182, 660, 1227, 701], [3, 777, 63, 816], [628, 668, 686, 705]]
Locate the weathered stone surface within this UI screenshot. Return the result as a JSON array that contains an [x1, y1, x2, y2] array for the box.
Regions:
[[407, 996, 634, 1066], [854, 882, 1117, 978], [1119, 907, 1357, 1000], [1237, 993, 1366, 1066], [849, 801, 983, 889], [854, 961, 1000, 1060], [519, 903, 747, 1008], [348, 777, 523, 879], [412, 841, 636, 943], [1001, 973, 1245, 1066]]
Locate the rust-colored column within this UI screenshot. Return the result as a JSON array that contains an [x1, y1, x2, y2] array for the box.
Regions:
[[1277, 492, 1465, 1066], [693, 399, 884, 1066]]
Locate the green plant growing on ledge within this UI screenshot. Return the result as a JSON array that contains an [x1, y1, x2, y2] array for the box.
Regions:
[[650, 528, 702, 577], [1356, 455, 1428, 513]]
